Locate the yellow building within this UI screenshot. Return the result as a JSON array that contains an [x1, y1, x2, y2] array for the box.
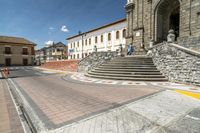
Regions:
[[0, 36, 36, 66]]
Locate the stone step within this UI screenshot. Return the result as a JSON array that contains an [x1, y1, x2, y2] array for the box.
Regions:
[[91, 70, 162, 75], [124, 55, 149, 58], [101, 64, 156, 67], [85, 73, 168, 81], [88, 71, 165, 78], [109, 61, 154, 64], [86, 55, 167, 81], [94, 68, 160, 72], [112, 58, 153, 61], [98, 66, 157, 69]]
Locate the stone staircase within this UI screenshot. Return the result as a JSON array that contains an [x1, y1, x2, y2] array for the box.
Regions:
[[85, 55, 168, 81]]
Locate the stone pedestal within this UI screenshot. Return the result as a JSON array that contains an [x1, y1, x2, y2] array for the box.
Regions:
[[167, 29, 176, 43]]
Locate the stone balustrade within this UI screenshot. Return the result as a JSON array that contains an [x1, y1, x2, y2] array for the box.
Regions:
[[78, 51, 118, 73], [148, 42, 200, 86]]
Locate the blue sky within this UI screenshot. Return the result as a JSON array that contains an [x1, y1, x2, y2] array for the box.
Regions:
[[0, 0, 126, 48]]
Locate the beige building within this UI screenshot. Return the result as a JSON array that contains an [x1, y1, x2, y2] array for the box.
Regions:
[[0, 36, 36, 66]]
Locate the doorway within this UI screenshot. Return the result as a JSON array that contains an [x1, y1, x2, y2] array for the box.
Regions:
[[170, 6, 180, 40], [5, 58, 11, 66], [155, 0, 180, 42], [23, 59, 28, 66]]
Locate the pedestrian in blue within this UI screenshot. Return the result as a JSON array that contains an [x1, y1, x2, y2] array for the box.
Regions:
[[127, 43, 134, 55]]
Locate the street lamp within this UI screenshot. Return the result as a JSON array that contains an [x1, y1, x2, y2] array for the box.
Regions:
[[81, 33, 86, 59]]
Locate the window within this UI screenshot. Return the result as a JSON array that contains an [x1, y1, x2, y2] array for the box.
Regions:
[[123, 29, 126, 38], [77, 54, 79, 59], [73, 43, 75, 48], [5, 47, 11, 54], [108, 33, 111, 41], [89, 38, 91, 45], [22, 48, 28, 55], [73, 54, 75, 59], [31, 47, 35, 55], [71, 43, 72, 48], [85, 39, 87, 46], [77, 42, 79, 47], [116, 31, 120, 39], [95, 37, 98, 43], [101, 35, 103, 42]]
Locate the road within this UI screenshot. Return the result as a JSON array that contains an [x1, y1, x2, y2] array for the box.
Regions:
[[2, 67, 200, 133]]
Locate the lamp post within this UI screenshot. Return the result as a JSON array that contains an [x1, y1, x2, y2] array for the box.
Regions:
[[81, 33, 86, 59]]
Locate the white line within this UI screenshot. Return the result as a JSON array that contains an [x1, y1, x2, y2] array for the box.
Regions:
[[186, 115, 200, 121], [34, 72, 43, 76], [8, 79, 46, 131], [0, 72, 2, 78]]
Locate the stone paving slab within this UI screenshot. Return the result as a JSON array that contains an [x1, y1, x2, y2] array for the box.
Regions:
[[51, 90, 200, 133], [0, 79, 24, 133], [165, 108, 200, 133]]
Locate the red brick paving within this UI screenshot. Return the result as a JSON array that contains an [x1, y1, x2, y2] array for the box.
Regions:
[[14, 75, 159, 125], [0, 80, 24, 133]]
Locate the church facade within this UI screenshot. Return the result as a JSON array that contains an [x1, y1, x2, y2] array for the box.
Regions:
[[126, 0, 200, 53]]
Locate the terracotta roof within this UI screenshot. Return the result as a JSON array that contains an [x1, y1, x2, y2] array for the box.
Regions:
[[0, 36, 36, 45], [66, 18, 126, 40]]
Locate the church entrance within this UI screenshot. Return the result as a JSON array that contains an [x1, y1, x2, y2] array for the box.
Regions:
[[155, 0, 180, 43]]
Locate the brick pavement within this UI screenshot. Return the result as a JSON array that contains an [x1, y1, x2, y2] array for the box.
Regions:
[[11, 74, 159, 129], [0, 79, 24, 133]]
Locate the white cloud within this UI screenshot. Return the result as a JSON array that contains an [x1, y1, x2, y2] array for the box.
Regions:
[[49, 27, 55, 30], [45, 40, 54, 47], [61, 25, 69, 32]]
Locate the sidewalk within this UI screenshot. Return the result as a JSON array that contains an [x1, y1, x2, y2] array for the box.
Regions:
[[0, 78, 24, 133], [34, 66, 73, 75]]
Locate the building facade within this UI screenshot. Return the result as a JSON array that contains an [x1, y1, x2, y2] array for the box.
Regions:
[[45, 42, 67, 61], [67, 19, 126, 59], [0, 36, 36, 66], [126, 0, 200, 53], [35, 48, 46, 65], [35, 42, 68, 64]]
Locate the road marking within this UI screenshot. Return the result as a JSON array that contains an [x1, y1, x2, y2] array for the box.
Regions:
[[175, 90, 200, 100], [35, 72, 43, 76], [186, 115, 200, 121], [0, 72, 2, 78], [5, 80, 29, 133]]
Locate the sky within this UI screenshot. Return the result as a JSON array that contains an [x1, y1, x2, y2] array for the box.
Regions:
[[0, 0, 126, 49]]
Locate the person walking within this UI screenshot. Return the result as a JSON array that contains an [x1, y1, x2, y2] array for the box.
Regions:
[[127, 43, 134, 55]]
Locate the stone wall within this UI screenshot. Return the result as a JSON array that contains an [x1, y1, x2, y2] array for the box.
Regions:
[[41, 60, 79, 72], [178, 36, 200, 52], [149, 42, 200, 86], [78, 51, 118, 73]]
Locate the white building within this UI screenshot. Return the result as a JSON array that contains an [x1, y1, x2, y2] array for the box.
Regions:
[[67, 19, 126, 59]]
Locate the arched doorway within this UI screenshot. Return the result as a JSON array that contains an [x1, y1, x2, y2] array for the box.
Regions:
[[155, 0, 180, 43]]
